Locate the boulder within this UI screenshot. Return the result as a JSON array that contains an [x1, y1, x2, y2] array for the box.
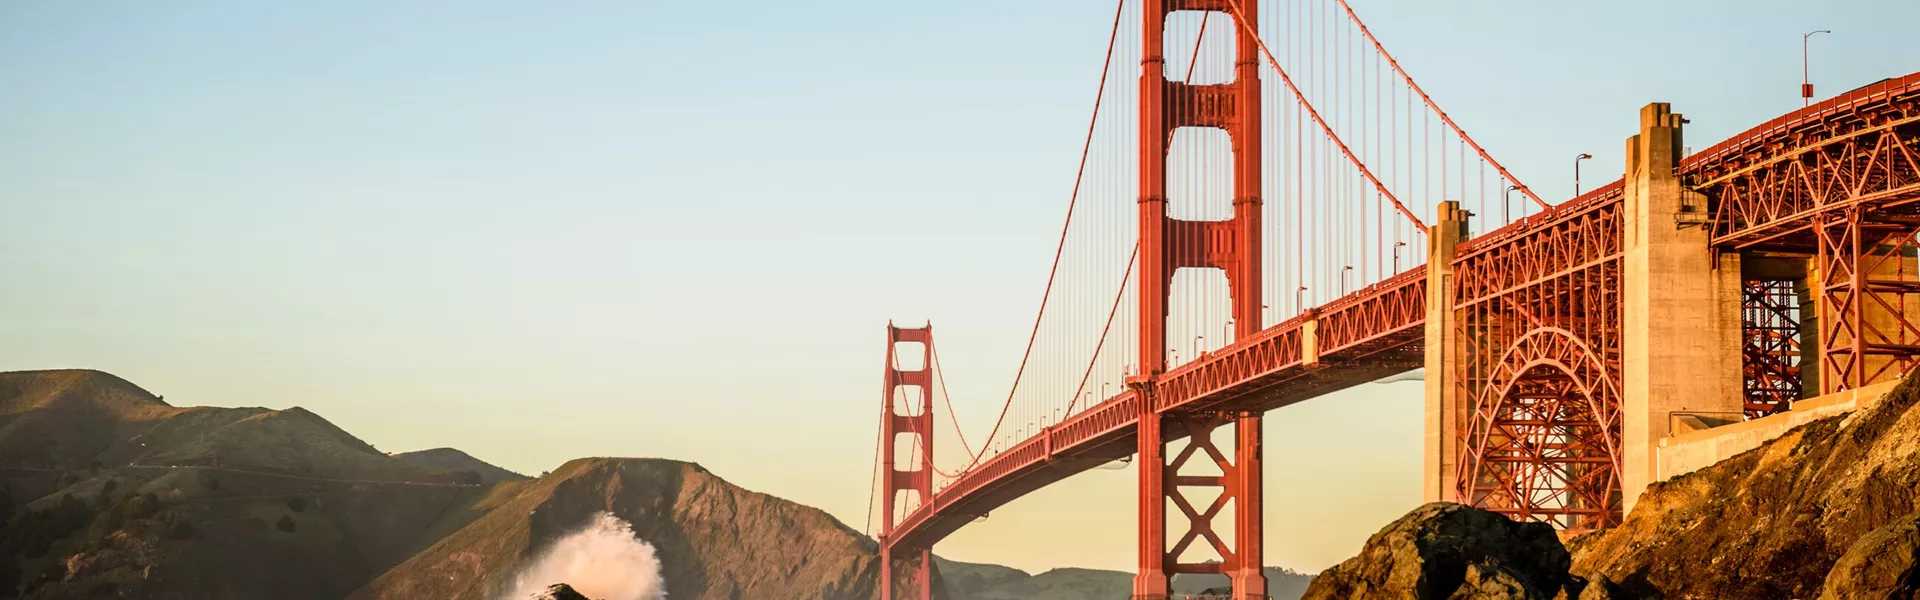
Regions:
[[532, 583, 593, 600], [1303, 502, 1570, 600], [1820, 514, 1920, 599]]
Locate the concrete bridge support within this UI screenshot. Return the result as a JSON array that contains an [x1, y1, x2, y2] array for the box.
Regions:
[[1619, 103, 1746, 511], [1422, 201, 1469, 503]]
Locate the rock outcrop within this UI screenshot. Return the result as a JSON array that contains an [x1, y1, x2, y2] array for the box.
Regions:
[[1302, 502, 1569, 600], [1819, 515, 1920, 599], [532, 583, 594, 600], [1569, 370, 1920, 598]]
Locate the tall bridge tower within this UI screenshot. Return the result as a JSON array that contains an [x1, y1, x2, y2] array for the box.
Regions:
[[1132, 1, 1265, 598], [879, 324, 936, 600]]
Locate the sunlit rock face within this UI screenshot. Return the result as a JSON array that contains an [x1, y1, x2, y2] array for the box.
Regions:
[[1302, 502, 1570, 600]]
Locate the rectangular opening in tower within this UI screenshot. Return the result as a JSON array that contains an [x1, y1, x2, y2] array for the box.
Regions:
[[1162, 11, 1237, 85]]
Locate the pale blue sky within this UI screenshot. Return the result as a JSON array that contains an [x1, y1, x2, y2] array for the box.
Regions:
[[3, 0, 1916, 574]]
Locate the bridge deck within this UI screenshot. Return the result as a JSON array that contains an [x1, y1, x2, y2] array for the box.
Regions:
[[890, 270, 1426, 550]]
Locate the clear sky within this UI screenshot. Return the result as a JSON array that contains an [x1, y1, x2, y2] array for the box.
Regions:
[[3, 0, 1916, 575]]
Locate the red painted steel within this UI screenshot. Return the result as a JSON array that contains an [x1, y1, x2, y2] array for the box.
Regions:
[[1691, 74, 1920, 394], [1137, 1, 1265, 596], [880, 73, 1920, 558], [872, 12, 1920, 590], [1449, 187, 1625, 529], [1742, 280, 1803, 416], [879, 324, 935, 600]]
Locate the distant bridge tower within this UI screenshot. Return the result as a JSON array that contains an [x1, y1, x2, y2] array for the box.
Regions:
[[879, 324, 935, 600], [1131, 0, 1265, 598]]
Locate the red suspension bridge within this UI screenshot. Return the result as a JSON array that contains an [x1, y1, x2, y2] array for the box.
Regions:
[[866, 1, 1920, 598]]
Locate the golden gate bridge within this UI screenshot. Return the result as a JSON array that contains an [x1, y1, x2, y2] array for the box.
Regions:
[[864, 1, 1920, 598]]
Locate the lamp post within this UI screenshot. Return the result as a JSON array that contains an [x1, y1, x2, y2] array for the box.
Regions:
[[1575, 153, 1593, 197], [1297, 286, 1308, 313], [1803, 29, 1831, 107], [1393, 241, 1407, 273], [1341, 265, 1353, 296], [1504, 184, 1520, 223]]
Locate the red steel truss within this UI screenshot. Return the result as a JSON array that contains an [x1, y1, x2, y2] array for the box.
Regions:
[[1450, 188, 1625, 530], [1741, 279, 1803, 416], [1812, 210, 1920, 393], [1691, 74, 1920, 394]]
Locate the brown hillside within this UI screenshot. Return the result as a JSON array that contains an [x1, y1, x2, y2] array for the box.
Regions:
[[0, 370, 182, 468], [352, 457, 882, 600], [0, 369, 465, 483], [394, 448, 528, 484], [3, 466, 490, 600], [0, 369, 509, 599]]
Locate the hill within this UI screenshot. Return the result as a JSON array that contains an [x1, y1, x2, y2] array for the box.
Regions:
[[0, 370, 461, 483], [0, 369, 1310, 600], [393, 448, 528, 484], [0, 369, 510, 599], [351, 457, 883, 600]]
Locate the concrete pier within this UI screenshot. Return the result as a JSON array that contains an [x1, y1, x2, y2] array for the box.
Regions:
[[1422, 201, 1469, 503], [1619, 103, 1746, 511]]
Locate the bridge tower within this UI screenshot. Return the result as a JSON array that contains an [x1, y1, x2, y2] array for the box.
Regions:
[[1132, 1, 1265, 598], [879, 324, 936, 600]]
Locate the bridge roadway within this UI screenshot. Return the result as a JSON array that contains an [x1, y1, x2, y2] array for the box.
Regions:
[[885, 70, 1920, 553]]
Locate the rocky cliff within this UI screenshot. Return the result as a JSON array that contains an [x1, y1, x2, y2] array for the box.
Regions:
[[1567, 369, 1920, 598], [1305, 370, 1920, 600]]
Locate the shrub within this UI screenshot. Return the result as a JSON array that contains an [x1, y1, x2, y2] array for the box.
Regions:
[[166, 515, 195, 538], [129, 493, 159, 519], [18, 494, 95, 558], [275, 515, 295, 533], [285, 497, 307, 513]]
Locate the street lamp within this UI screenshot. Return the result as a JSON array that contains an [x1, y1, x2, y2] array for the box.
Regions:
[[1297, 286, 1308, 312], [1341, 265, 1353, 296], [1504, 184, 1520, 223], [1804, 29, 1831, 107], [1393, 241, 1407, 273], [1574, 154, 1593, 197], [1224, 319, 1234, 344]]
